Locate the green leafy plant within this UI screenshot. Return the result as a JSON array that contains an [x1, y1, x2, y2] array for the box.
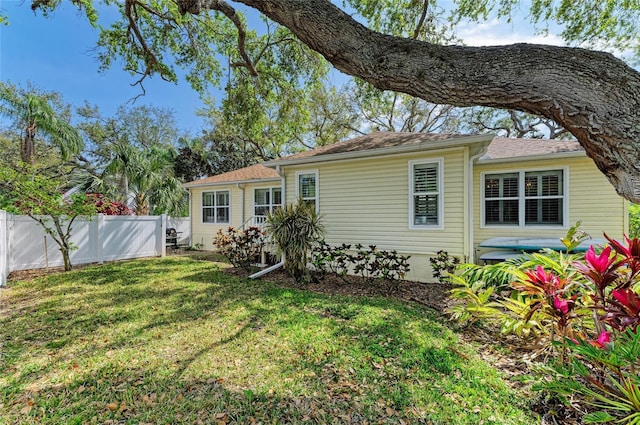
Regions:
[[311, 241, 352, 283], [429, 250, 461, 284], [0, 166, 96, 271], [447, 274, 505, 325], [311, 242, 411, 288], [214, 226, 265, 270], [265, 200, 324, 284], [450, 225, 640, 422], [630, 204, 640, 239]]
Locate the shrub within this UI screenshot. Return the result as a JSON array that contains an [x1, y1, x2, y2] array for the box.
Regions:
[[214, 226, 265, 270], [429, 250, 461, 284], [265, 200, 324, 284], [311, 242, 411, 288], [311, 242, 352, 283], [448, 228, 640, 423], [630, 203, 640, 239], [352, 244, 411, 285], [87, 193, 133, 215]]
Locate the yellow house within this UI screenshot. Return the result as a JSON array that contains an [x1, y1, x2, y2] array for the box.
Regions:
[[185, 132, 628, 281], [184, 164, 282, 250]]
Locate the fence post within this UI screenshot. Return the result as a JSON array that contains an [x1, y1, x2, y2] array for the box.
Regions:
[[160, 214, 167, 257], [96, 214, 104, 264], [0, 210, 7, 286]]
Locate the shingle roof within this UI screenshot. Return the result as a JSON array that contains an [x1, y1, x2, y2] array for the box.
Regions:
[[481, 137, 583, 160], [184, 134, 585, 187], [183, 164, 279, 187], [276, 132, 468, 161]]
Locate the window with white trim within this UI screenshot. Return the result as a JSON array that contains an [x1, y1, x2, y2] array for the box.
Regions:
[[254, 187, 282, 216], [297, 171, 318, 210], [484, 169, 564, 226], [410, 160, 441, 227], [202, 190, 230, 224]]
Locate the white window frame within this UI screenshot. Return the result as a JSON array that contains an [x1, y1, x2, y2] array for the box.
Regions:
[[201, 190, 231, 224], [295, 170, 319, 212], [408, 158, 444, 230], [480, 167, 569, 229], [253, 186, 282, 216]]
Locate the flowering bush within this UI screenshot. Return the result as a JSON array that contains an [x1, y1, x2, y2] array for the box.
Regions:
[[214, 226, 266, 270], [87, 193, 133, 215], [448, 231, 640, 422]]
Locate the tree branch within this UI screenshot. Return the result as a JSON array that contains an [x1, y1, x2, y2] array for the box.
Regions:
[[221, 0, 640, 203], [177, 0, 258, 76]]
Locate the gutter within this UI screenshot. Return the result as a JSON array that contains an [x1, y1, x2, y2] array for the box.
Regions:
[[477, 150, 585, 164], [184, 177, 280, 189], [263, 134, 494, 168]]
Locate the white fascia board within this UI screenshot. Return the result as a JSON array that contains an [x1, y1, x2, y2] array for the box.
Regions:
[[262, 134, 494, 168]]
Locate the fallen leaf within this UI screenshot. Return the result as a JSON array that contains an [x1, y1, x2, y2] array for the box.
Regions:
[[106, 402, 119, 411], [20, 403, 34, 415]]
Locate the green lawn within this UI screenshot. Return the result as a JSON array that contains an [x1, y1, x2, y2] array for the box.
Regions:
[[0, 256, 536, 424]]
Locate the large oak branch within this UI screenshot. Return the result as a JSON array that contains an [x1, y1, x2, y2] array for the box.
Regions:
[[229, 0, 640, 202]]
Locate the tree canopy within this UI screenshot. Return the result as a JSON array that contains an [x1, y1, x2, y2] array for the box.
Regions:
[[26, 0, 640, 202], [0, 82, 83, 165]]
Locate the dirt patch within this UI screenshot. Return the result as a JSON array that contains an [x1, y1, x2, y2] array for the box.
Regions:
[[226, 266, 452, 311]]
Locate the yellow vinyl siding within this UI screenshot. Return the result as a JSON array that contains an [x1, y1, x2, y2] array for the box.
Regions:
[[189, 182, 281, 250], [188, 185, 240, 250], [473, 156, 628, 254], [282, 149, 468, 281]]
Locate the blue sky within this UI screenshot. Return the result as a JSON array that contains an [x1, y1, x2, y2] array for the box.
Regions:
[[0, 1, 570, 136], [0, 1, 208, 135]]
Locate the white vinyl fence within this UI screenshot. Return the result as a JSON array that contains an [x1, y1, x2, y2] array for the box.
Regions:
[[0, 212, 190, 286]]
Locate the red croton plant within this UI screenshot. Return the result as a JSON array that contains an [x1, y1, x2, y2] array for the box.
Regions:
[[514, 234, 640, 424], [87, 193, 133, 216]]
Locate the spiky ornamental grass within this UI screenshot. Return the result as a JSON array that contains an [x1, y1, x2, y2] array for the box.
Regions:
[[265, 200, 325, 283]]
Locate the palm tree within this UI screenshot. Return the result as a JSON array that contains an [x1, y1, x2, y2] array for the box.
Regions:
[[0, 82, 83, 165], [77, 143, 186, 216]]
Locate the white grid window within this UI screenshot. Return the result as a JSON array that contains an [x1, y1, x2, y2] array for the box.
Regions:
[[297, 171, 318, 210], [410, 160, 442, 227], [202, 191, 230, 224], [484, 169, 564, 226], [254, 187, 282, 216]]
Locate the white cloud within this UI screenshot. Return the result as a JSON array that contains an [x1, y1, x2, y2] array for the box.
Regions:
[[456, 19, 565, 47]]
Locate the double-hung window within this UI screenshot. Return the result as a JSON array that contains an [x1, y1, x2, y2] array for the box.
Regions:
[[410, 159, 442, 228], [202, 190, 230, 224], [254, 187, 282, 216], [483, 169, 565, 226], [297, 171, 318, 211]]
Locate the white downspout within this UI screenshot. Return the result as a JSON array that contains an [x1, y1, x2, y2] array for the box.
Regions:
[[276, 165, 285, 204], [468, 146, 490, 263], [237, 183, 245, 226], [187, 188, 192, 248], [249, 164, 287, 279]]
